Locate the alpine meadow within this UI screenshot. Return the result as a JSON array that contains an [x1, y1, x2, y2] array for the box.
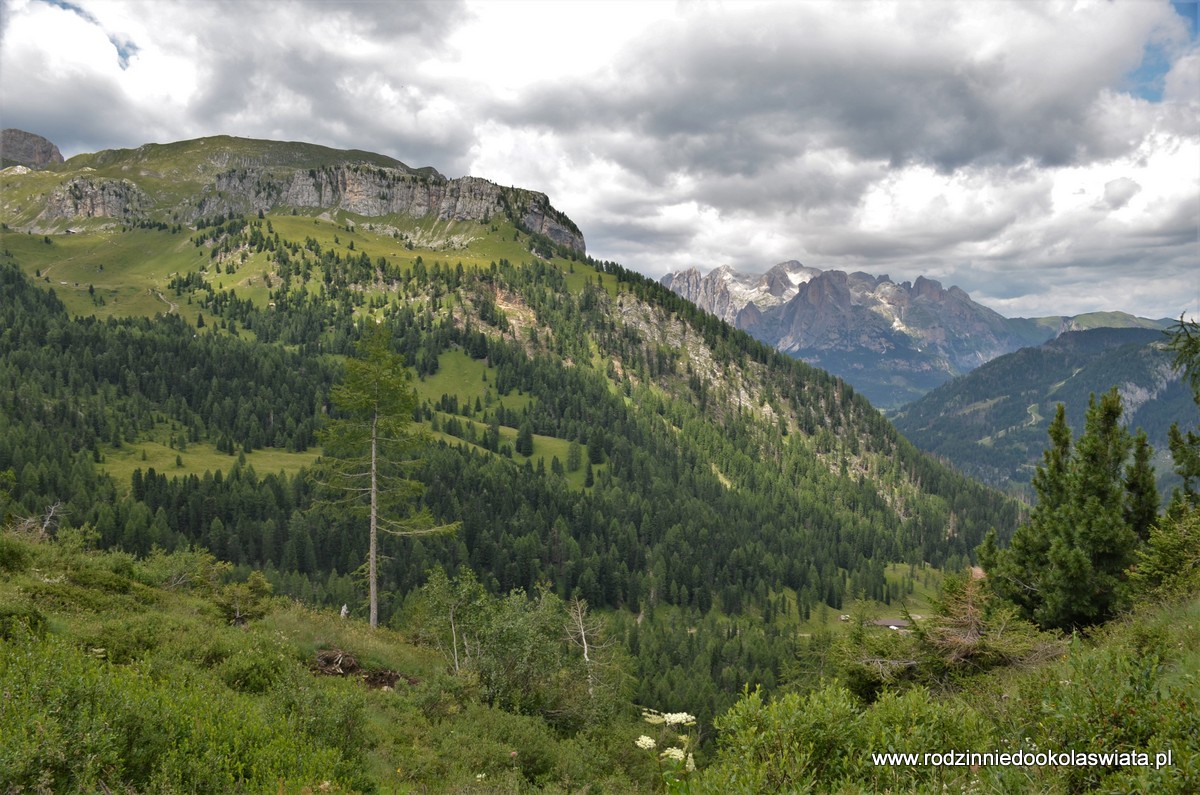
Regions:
[[1, 131, 1198, 794]]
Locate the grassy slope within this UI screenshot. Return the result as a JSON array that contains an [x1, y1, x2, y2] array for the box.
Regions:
[[0, 533, 653, 793], [5, 530, 1195, 793]]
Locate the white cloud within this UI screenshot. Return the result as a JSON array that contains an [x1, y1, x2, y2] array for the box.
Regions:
[[1, 0, 1196, 320]]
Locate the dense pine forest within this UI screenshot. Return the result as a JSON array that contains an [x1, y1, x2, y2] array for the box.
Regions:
[[2, 137, 1198, 792]]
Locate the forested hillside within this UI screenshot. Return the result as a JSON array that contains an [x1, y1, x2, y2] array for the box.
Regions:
[[893, 327, 1189, 492], [2, 135, 1198, 793], [1, 135, 1017, 744]]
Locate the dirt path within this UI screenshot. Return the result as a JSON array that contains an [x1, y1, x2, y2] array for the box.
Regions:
[[153, 290, 178, 314]]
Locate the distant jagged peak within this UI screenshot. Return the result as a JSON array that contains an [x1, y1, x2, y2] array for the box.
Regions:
[[762, 260, 822, 288], [660, 260, 823, 319]]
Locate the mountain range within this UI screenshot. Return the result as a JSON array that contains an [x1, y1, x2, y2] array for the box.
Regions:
[[891, 326, 1189, 493], [0, 131, 1022, 730], [662, 262, 1172, 409]]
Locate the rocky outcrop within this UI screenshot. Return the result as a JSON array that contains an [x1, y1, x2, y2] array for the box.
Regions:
[[43, 177, 150, 220], [20, 136, 585, 254], [195, 167, 584, 252], [1, 129, 64, 169]]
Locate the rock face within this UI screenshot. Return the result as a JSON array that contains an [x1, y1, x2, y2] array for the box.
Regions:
[[662, 261, 821, 325], [200, 168, 584, 252], [45, 177, 150, 220], [1, 129, 64, 169], [21, 136, 585, 255], [663, 262, 1047, 408]]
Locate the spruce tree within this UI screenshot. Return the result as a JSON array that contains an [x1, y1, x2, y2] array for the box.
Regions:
[[1124, 430, 1158, 542], [980, 389, 1150, 630], [516, 420, 534, 457], [1166, 316, 1200, 514]]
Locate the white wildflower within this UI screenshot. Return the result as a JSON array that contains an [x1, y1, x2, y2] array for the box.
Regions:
[[660, 747, 685, 762], [686, 753, 696, 772], [635, 735, 657, 750], [641, 708, 696, 727]]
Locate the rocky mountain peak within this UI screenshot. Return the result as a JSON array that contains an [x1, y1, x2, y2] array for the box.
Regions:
[[912, 275, 946, 301], [662, 261, 1056, 407], [1, 129, 64, 169]]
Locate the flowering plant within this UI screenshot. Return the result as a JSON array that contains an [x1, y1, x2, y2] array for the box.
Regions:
[[635, 708, 696, 791]]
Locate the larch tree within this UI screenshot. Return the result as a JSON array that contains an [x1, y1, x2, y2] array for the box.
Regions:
[[317, 325, 457, 627]]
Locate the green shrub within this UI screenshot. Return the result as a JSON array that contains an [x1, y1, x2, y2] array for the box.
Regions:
[[0, 630, 363, 793], [77, 613, 194, 665], [69, 563, 134, 594], [997, 635, 1200, 793], [0, 533, 32, 572], [217, 638, 299, 694], [0, 603, 46, 639]]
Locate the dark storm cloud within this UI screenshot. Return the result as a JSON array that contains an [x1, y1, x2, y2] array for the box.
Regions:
[[170, 0, 472, 169], [0, 44, 149, 155], [501, 1, 1178, 210]]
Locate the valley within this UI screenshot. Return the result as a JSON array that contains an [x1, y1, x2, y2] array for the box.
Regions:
[[2, 132, 1197, 793], [663, 261, 1172, 409]]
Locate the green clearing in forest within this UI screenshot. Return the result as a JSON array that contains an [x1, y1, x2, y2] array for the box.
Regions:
[[101, 440, 318, 492]]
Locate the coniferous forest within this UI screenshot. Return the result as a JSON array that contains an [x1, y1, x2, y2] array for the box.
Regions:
[[2, 137, 1198, 793]]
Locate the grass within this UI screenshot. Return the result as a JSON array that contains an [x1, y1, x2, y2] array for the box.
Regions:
[[413, 349, 500, 407], [425, 416, 595, 491], [1, 226, 201, 319], [2, 208, 601, 327], [101, 439, 318, 492], [768, 562, 945, 637]]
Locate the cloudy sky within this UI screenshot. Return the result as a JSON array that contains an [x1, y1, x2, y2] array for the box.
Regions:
[[2, 0, 1197, 319]]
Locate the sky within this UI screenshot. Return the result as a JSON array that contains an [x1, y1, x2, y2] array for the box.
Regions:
[[1, 0, 1197, 320]]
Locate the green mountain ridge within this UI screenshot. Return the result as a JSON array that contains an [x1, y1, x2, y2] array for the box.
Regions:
[[0, 133, 1022, 729], [2, 132, 584, 254], [2, 131, 1198, 794], [892, 326, 1190, 492]]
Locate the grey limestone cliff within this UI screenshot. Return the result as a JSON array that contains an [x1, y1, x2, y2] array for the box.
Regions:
[[44, 176, 151, 220], [23, 136, 585, 254], [1, 129, 64, 169]]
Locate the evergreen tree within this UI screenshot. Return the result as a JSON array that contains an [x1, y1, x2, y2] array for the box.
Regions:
[[515, 420, 534, 457], [1134, 315, 1200, 598], [981, 389, 1146, 630], [1166, 316, 1200, 514], [1124, 430, 1158, 542], [315, 326, 456, 627]]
